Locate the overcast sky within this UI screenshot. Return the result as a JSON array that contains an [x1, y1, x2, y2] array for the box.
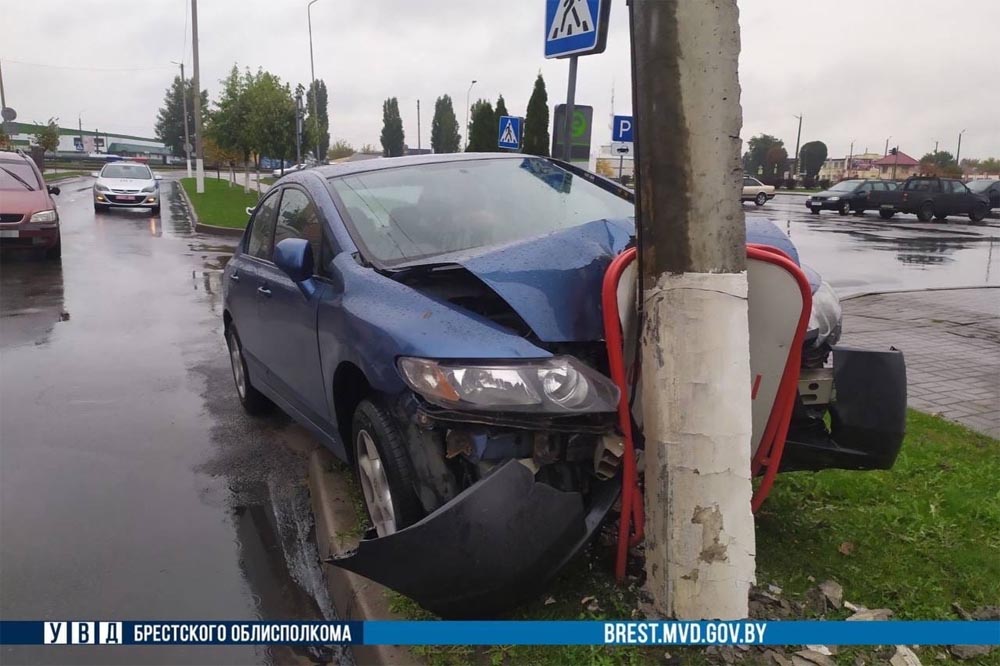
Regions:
[[4, 0, 998, 160]]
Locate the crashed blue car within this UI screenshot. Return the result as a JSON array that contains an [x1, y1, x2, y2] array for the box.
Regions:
[[222, 154, 906, 617]]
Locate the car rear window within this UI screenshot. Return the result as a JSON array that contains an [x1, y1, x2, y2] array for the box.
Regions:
[[0, 160, 42, 190]]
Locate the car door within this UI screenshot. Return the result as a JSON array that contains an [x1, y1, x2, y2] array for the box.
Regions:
[[253, 186, 332, 423], [854, 181, 873, 208], [949, 180, 972, 214], [231, 190, 281, 373]]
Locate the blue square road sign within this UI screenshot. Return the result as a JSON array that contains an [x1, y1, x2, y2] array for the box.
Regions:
[[498, 116, 522, 150], [545, 0, 610, 59], [612, 115, 634, 143]]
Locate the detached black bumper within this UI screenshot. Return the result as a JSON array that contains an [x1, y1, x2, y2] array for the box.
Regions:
[[328, 459, 618, 618], [782, 346, 907, 472]]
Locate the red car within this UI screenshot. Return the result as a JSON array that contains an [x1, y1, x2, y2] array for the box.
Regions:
[[0, 150, 62, 260]]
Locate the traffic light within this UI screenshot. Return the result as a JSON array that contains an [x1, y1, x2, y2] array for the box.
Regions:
[[890, 147, 898, 155]]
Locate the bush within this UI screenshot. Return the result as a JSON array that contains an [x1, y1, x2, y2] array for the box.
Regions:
[[818, 179, 832, 190], [802, 176, 816, 189], [783, 178, 798, 190]]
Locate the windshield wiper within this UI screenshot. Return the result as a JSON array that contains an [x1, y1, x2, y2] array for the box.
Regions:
[[0, 166, 36, 191]]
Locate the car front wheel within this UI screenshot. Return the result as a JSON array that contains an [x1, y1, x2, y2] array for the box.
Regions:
[[917, 202, 935, 222], [879, 209, 895, 220], [969, 203, 988, 223], [838, 200, 851, 216], [226, 326, 271, 415], [755, 192, 767, 206], [352, 399, 424, 538]]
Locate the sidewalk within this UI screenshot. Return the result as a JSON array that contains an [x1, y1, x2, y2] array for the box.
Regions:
[[840, 288, 1000, 438]]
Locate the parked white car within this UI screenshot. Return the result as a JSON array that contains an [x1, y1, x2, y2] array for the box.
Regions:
[[271, 163, 309, 178], [742, 176, 776, 206], [93, 162, 161, 213]]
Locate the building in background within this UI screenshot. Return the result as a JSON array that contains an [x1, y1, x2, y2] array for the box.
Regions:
[[819, 152, 883, 181], [6, 122, 172, 163], [874, 150, 920, 180]]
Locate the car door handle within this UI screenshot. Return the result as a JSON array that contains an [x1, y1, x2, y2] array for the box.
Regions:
[[230, 272, 240, 282], [257, 286, 272, 297]]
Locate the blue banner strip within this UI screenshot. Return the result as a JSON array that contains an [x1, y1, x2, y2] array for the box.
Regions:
[[2, 620, 998, 646]]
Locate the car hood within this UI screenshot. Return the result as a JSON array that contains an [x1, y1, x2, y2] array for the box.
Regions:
[[0, 189, 52, 216], [397, 217, 804, 343], [97, 178, 155, 189], [813, 189, 854, 198]]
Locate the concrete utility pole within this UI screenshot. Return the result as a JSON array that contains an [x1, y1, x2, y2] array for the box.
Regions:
[[631, 0, 755, 620], [956, 129, 966, 165], [465, 79, 477, 151], [172, 61, 193, 178], [190, 0, 205, 193], [791, 113, 802, 179], [417, 99, 421, 150], [884, 136, 891, 157], [847, 140, 854, 179]]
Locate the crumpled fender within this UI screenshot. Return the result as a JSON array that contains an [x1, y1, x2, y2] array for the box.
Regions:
[[328, 460, 619, 618]]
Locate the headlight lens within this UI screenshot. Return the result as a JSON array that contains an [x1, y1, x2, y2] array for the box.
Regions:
[[141, 184, 157, 193], [397, 356, 620, 413], [29, 209, 58, 224], [827, 196, 840, 202], [807, 280, 842, 348], [95, 183, 109, 192]]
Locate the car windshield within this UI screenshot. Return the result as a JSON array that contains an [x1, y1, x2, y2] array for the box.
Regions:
[[101, 164, 152, 179], [330, 157, 634, 266], [0, 160, 42, 190], [966, 180, 994, 193], [829, 180, 864, 192]]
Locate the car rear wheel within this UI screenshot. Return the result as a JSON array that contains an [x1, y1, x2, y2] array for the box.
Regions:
[[916, 202, 935, 222], [935, 213, 949, 221], [226, 326, 271, 415], [879, 210, 895, 220], [838, 201, 851, 215], [755, 192, 767, 206], [969, 203, 988, 223], [352, 399, 423, 538]]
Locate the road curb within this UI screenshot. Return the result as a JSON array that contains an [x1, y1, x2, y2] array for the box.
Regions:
[[308, 448, 420, 666], [175, 181, 247, 237], [841, 284, 1000, 301]]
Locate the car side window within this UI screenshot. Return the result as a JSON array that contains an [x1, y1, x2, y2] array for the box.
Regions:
[[274, 188, 325, 273], [743, 177, 752, 187], [950, 181, 969, 194], [247, 191, 281, 260]]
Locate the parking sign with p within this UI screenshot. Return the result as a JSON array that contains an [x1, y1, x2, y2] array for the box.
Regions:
[[612, 115, 633, 143]]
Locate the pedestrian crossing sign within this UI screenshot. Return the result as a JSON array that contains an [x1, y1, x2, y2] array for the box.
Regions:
[[544, 0, 609, 59], [498, 116, 522, 150]]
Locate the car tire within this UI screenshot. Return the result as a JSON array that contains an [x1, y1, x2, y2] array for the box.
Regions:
[[879, 210, 895, 220], [916, 202, 935, 222], [969, 203, 988, 223], [838, 201, 851, 215], [226, 326, 271, 415], [810, 208, 820, 214], [351, 399, 424, 538], [755, 192, 767, 206], [44, 238, 61, 261], [151, 205, 161, 215], [94, 203, 108, 213]]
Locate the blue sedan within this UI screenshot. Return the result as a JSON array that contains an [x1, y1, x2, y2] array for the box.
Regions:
[[222, 154, 905, 617]]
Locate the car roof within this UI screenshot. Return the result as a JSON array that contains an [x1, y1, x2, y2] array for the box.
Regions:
[[101, 161, 151, 168], [308, 152, 532, 180]]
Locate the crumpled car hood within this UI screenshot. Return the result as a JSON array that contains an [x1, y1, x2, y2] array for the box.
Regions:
[[400, 217, 803, 343]]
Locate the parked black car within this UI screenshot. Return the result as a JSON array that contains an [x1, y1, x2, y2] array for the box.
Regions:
[[966, 179, 1000, 210], [868, 176, 991, 222], [805, 179, 897, 216]]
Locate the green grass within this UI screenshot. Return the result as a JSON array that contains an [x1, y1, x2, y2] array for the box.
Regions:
[[259, 176, 277, 186], [43, 170, 91, 182], [180, 177, 259, 228], [398, 411, 999, 666]]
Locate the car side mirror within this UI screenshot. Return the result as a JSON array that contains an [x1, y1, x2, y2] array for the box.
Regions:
[[48, 186, 61, 196], [245, 206, 255, 217], [90, 172, 100, 178], [274, 238, 314, 284], [154, 174, 163, 181]]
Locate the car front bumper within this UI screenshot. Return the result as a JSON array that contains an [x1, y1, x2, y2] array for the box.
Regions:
[[95, 191, 159, 207], [783, 345, 907, 472], [328, 458, 618, 618], [0, 225, 60, 249]]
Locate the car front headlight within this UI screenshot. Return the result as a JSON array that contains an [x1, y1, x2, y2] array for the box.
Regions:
[[807, 280, 842, 348], [398, 356, 620, 413], [29, 209, 58, 224], [827, 196, 840, 202], [141, 184, 156, 193], [95, 183, 109, 192]]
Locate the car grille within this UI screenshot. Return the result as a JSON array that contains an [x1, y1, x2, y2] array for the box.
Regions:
[[110, 188, 141, 194], [108, 194, 147, 204], [811, 197, 825, 202], [0, 213, 24, 223]]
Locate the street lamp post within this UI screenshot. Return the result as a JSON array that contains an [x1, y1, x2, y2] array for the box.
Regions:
[[847, 140, 854, 179], [791, 113, 802, 179], [190, 0, 205, 193], [171, 60, 193, 178], [464, 80, 477, 151], [884, 136, 891, 157], [308, 0, 323, 163], [956, 129, 966, 165]]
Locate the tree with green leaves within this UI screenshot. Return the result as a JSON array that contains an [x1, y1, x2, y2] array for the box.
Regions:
[[208, 65, 254, 190], [246, 70, 296, 172], [380, 98, 405, 157], [430, 94, 461, 153], [918, 150, 961, 177], [798, 141, 828, 179], [328, 140, 355, 160], [466, 99, 495, 152], [305, 79, 329, 161], [523, 74, 549, 156], [32, 118, 61, 153], [743, 134, 785, 179], [0, 125, 11, 151], [977, 157, 1000, 174], [494, 95, 510, 151], [154, 75, 208, 157]]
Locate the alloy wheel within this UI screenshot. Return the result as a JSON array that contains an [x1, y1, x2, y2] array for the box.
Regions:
[[356, 429, 397, 537]]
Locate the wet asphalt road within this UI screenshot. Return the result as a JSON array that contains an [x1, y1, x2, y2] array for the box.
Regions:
[[0, 178, 997, 664], [1, 177, 339, 666], [746, 193, 1000, 295]]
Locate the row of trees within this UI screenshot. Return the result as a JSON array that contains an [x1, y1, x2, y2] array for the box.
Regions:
[[743, 134, 828, 181], [379, 74, 552, 157], [154, 65, 330, 183]]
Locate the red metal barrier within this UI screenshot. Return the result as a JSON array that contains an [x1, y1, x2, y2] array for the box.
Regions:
[[602, 244, 812, 582]]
